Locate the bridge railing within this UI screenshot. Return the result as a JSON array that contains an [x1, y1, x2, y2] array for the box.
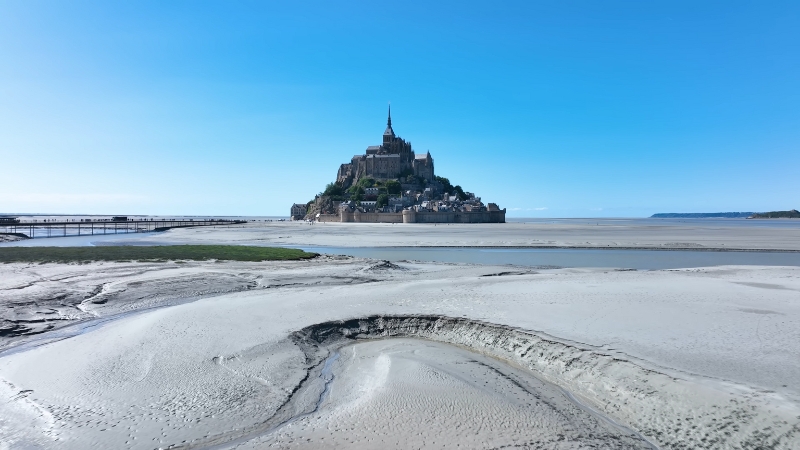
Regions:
[[0, 219, 248, 239]]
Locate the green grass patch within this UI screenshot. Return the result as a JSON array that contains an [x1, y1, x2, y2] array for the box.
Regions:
[[0, 245, 318, 264]]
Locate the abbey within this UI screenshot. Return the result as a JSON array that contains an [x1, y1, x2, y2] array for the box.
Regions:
[[294, 107, 505, 224], [336, 106, 434, 188]]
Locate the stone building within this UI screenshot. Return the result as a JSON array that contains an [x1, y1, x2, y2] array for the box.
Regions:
[[337, 106, 435, 188], [290, 203, 307, 220]]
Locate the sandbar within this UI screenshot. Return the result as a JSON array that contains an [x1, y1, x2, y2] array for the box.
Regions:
[[96, 220, 800, 251]]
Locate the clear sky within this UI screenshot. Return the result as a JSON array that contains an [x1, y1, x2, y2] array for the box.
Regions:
[[1, 1, 798, 217]]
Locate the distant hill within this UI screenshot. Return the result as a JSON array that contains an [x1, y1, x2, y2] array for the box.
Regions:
[[749, 209, 800, 219], [650, 212, 755, 219]]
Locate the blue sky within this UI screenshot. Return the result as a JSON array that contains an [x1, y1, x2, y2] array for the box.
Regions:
[[1, 1, 798, 217]]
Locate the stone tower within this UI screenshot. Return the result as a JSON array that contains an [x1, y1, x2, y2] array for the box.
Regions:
[[383, 104, 395, 145], [336, 106, 432, 187]]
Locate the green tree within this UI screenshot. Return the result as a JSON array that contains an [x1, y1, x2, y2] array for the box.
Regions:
[[322, 182, 343, 197], [453, 185, 468, 201], [385, 180, 402, 195], [376, 193, 389, 208], [357, 177, 375, 188], [435, 176, 454, 194], [350, 185, 364, 202]]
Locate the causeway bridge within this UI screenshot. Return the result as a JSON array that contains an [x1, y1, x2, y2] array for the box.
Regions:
[[0, 218, 247, 240]]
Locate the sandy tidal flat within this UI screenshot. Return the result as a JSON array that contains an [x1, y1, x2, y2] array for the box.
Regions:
[[98, 220, 800, 251], [0, 258, 798, 449]]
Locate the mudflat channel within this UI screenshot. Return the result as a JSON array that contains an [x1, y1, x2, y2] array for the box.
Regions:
[[298, 246, 800, 270], [249, 338, 651, 449], [10, 233, 800, 269]]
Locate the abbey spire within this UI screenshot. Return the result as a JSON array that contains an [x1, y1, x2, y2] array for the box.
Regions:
[[384, 103, 395, 138]]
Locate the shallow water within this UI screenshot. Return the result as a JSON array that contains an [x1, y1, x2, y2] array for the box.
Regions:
[[3, 218, 800, 269], [3, 231, 799, 269], [507, 217, 800, 229], [298, 246, 800, 270], [0, 232, 162, 247]]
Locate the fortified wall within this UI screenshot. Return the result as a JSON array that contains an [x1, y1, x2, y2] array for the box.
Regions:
[[317, 208, 506, 224]]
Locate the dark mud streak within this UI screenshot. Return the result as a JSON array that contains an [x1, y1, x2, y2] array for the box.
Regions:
[[6, 282, 37, 290], [734, 282, 797, 292], [0, 270, 385, 354], [182, 350, 338, 450], [83, 284, 105, 300], [481, 271, 533, 277], [364, 260, 408, 272]]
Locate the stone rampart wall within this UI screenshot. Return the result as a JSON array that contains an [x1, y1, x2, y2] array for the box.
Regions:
[[320, 210, 505, 223], [414, 210, 505, 223], [339, 211, 403, 223], [316, 214, 342, 223]]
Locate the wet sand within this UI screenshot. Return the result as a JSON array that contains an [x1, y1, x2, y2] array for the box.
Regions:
[[60, 220, 800, 251], [249, 338, 651, 449], [0, 234, 25, 243], [1, 257, 798, 449]]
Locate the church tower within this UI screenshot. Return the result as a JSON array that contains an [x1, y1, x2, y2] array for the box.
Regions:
[[383, 104, 395, 145]]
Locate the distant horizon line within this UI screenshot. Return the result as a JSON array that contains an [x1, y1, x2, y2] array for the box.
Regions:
[[2, 212, 791, 220]]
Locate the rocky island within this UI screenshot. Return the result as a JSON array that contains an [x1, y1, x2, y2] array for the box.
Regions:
[[292, 107, 505, 223]]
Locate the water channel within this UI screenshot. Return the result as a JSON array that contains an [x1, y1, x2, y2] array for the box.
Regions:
[[297, 246, 800, 270]]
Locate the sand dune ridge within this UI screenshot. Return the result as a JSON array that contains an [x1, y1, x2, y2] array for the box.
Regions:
[[276, 314, 799, 450]]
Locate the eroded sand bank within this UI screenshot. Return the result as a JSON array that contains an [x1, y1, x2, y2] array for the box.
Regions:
[[250, 338, 651, 449], [1, 257, 799, 449]]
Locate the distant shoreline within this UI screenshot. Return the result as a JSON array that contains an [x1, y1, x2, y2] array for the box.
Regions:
[[749, 209, 800, 219], [652, 210, 799, 219], [650, 212, 753, 219]]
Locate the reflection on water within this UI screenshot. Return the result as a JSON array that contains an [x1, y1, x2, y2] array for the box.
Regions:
[[0, 233, 162, 247], [298, 246, 800, 270]]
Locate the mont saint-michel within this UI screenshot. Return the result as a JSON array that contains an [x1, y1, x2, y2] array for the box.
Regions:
[[292, 107, 506, 223]]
